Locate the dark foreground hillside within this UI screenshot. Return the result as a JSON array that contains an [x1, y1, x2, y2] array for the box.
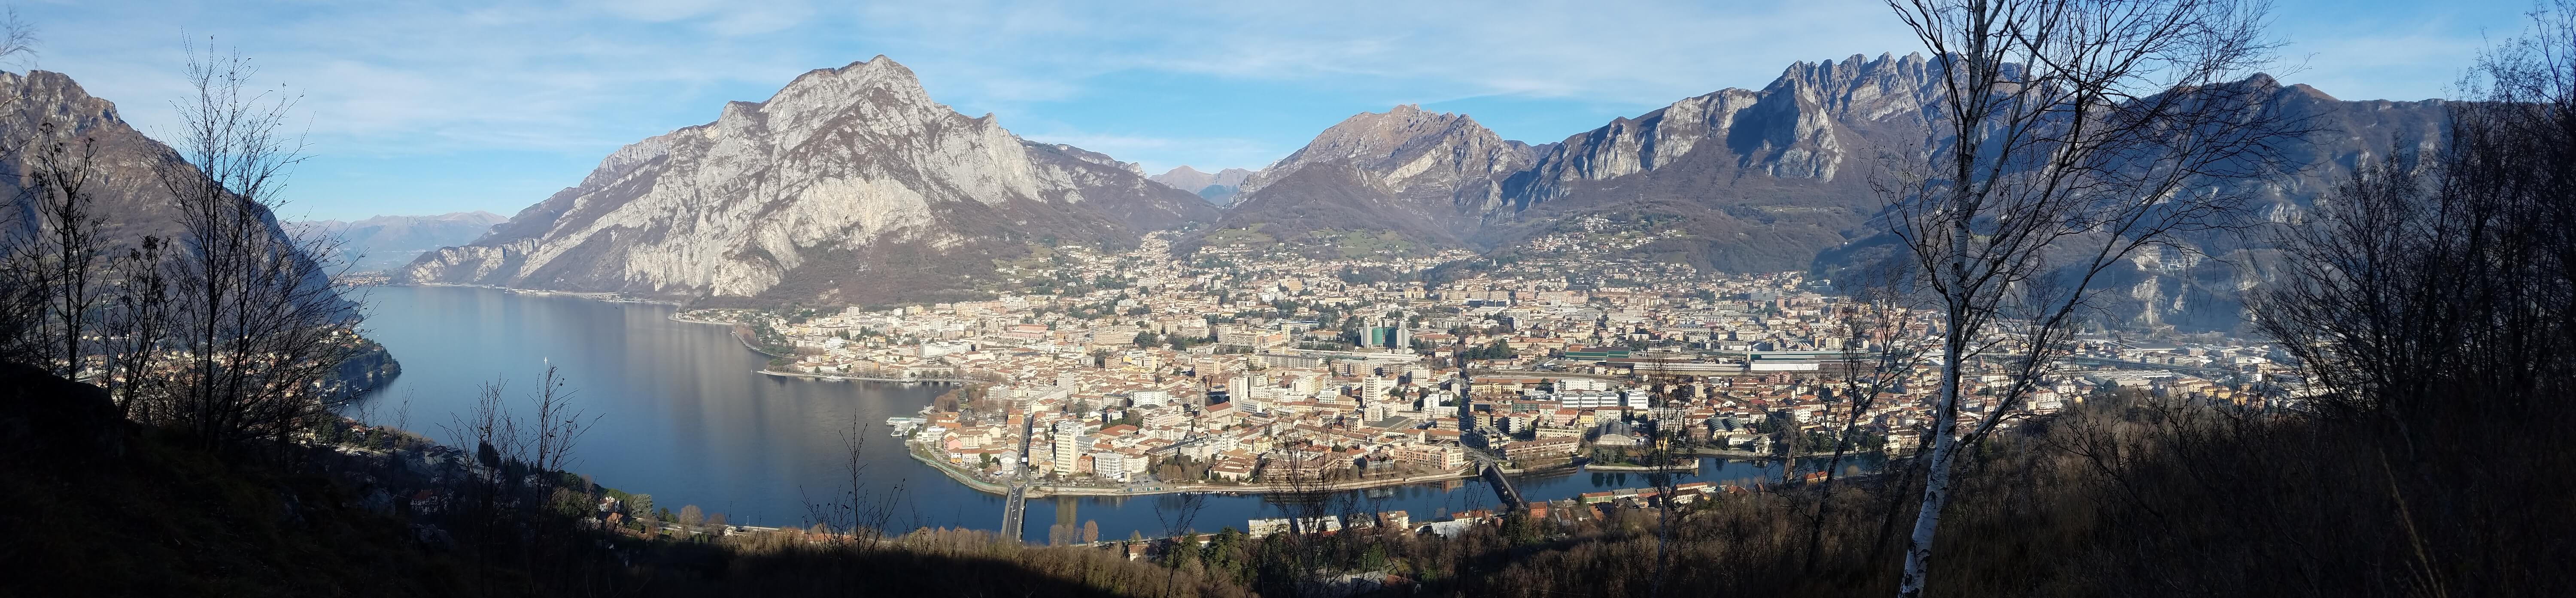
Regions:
[[1350, 392, 2576, 598], [0, 364, 1246, 598]]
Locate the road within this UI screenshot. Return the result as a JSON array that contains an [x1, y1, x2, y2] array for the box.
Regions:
[[997, 411, 1039, 542]]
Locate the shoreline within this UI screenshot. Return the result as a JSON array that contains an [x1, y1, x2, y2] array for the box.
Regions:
[[906, 444, 1486, 498], [1689, 447, 1893, 460], [1581, 462, 1703, 472], [756, 370, 973, 384], [400, 282, 685, 306]]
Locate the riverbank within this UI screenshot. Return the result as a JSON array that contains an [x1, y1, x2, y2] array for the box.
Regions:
[[667, 313, 739, 326], [1581, 461, 1703, 472], [908, 444, 1482, 498], [402, 282, 681, 306], [757, 370, 970, 384], [1689, 447, 1896, 460]]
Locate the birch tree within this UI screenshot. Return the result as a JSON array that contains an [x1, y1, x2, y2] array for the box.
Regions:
[[1877, 0, 2307, 595]]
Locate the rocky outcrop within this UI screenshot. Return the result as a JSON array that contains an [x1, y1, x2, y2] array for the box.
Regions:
[[1504, 53, 1940, 209], [398, 57, 1216, 305], [330, 341, 403, 394]]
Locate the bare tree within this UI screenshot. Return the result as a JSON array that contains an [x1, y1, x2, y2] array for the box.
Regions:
[[801, 413, 905, 550], [1801, 277, 1931, 574], [523, 362, 594, 479], [2247, 6, 2576, 591], [1877, 0, 2306, 595], [1153, 414, 1215, 597], [100, 236, 171, 419], [17, 118, 106, 380], [0, 9, 60, 368], [155, 39, 359, 452]]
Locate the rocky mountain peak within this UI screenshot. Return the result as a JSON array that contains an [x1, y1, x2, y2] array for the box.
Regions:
[[1767, 52, 1941, 122], [3, 71, 127, 136], [1241, 104, 1535, 202], [398, 56, 1212, 305]]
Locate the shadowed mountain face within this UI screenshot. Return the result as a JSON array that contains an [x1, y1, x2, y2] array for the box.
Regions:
[[1184, 54, 1944, 263], [289, 211, 507, 272], [395, 56, 1216, 306], [1191, 53, 2446, 332], [0, 70, 328, 285]]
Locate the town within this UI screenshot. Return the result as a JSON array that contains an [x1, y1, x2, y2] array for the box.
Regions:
[[677, 224, 2292, 513]]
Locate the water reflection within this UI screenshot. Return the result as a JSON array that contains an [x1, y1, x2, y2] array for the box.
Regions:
[[355, 286, 1884, 542]]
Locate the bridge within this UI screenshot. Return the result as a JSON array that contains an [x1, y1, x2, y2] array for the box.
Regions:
[[1468, 451, 1525, 511], [998, 411, 1039, 542], [1456, 349, 1524, 512]]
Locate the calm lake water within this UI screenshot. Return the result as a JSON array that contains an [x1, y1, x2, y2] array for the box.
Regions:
[[352, 285, 1879, 541]]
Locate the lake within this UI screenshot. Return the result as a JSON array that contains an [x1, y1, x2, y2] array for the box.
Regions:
[[352, 285, 1879, 541]]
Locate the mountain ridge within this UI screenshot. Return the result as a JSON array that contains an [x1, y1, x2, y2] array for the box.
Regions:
[[397, 53, 2449, 332], [397, 57, 1215, 305], [1181, 53, 2444, 331], [289, 211, 507, 272]]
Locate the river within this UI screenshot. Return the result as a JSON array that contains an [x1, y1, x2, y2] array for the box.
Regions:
[[351, 285, 1880, 542]]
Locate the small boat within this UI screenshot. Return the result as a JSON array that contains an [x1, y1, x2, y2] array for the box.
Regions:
[[823, 376, 845, 381]]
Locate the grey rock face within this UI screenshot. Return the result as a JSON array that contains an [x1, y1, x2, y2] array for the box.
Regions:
[[397, 57, 1213, 304], [1504, 53, 1941, 209]]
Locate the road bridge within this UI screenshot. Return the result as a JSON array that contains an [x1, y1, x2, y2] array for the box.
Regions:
[[1467, 452, 1524, 511], [998, 411, 1039, 541]]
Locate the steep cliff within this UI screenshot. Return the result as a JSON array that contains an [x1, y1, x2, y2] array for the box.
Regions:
[[398, 57, 1216, 305]]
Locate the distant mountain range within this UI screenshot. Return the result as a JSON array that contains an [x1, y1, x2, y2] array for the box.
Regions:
[[1183, 53, 2442, 330], [384, 52, 2445, 330], [1148, 166, 1256, 205], [289, 211, 507, 272]]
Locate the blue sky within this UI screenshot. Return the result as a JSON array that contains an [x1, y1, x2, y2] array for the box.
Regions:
[[13, 0, 2536, 221]]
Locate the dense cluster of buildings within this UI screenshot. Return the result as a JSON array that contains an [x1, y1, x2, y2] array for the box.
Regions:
[[686, 228, 2294, 494]]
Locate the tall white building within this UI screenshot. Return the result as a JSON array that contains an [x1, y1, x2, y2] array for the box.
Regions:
[[1051, 420, 1087, 477]]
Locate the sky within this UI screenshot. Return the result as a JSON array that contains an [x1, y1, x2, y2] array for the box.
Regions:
[[10, 0, 2539, 221]]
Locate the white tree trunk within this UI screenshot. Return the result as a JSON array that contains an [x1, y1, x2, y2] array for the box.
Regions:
[[1897, 340, 1965, 598], [1901, 202, 1978, 598]]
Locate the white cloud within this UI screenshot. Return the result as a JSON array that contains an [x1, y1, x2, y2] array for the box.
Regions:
[[8, 0, 2518, 218]]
